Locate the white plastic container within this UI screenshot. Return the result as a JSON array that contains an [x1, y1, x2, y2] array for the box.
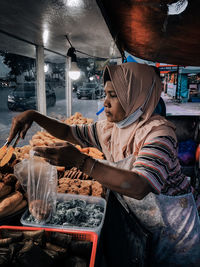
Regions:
[[21, 193, 107, 236]]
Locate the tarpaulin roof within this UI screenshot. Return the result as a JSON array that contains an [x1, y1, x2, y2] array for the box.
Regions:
[[96, 0, 200, 66]]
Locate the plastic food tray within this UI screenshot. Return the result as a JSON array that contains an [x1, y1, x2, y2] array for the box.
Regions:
[[0, 225, 98, 267], [21, 193, 107, 236]]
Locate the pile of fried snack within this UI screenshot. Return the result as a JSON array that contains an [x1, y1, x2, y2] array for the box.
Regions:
[[0, 113, 105, 219], [0, 169, 27, 218], [0, 229, 93, 266]]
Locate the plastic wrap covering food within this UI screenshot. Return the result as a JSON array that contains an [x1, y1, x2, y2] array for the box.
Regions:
[[14, 152, 57, 222]]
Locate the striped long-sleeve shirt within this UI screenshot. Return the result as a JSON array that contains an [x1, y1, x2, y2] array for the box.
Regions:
[[71, 123, 200, 209], [132, 135, 191, 196]]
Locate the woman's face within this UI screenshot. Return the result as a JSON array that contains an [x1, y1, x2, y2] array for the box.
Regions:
[[104, 81, 126, 122]]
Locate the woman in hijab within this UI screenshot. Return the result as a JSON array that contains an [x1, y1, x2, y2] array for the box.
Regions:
[[8, 62, 200, 266]]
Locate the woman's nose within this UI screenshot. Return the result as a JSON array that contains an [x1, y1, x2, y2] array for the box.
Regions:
[[104, 97, 111, 108]]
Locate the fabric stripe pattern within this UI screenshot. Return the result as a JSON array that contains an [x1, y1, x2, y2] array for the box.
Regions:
[[70, 123, 102, 151], [133, 136, 192, 196]]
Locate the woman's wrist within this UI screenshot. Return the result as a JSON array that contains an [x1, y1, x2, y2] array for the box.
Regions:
[[82, 156, 97, 177], [78, 154, 90, 172]]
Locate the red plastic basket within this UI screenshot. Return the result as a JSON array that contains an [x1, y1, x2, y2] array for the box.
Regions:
[[0, 225, 98, 267]]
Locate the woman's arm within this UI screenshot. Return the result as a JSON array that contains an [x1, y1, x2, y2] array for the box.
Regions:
[[83, 157, 152, 200], [33, 142, 152, 200], [32, 111, 77, 143], [8, 110, 78, 145]]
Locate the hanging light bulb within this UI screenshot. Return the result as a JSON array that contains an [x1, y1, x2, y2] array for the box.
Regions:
[[67, 47, 81, 80], [69, 62, 81, 80], [89, 76, 94, 81], [44, 64, 49, 73]]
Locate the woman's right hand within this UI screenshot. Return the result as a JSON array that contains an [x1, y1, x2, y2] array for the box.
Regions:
[[8, 110, 36, 142]]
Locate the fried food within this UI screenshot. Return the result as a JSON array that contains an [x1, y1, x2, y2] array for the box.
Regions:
[[0, 145, 7, 160], [91, 181, 104, 197], [0, 147, 15, 167], [0, 199, 27, 218], [56, 166, 65, 172], [89, 147, 104, 157], [0, 182, 12, 198], [78, 180, 92, 195], [0, 191, 23, 217], [2, 174, 17, 186], [15, 180, 24, 193], [64, 112, 93, 125], [76, 146, 104, 160]]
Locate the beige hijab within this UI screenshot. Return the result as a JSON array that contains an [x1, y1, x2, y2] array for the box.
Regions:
[[96, 62, 176, 162]]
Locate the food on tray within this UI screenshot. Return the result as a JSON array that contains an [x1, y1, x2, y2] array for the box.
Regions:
[[0, 170, 27, 219], [15, 145, 32, 160], [0, 146, 15, 167], [23, 229, 46, 245], [79, 180, 92, 195], [15, 180, 25, 193], [2, 173, 17, 186], [57, 177, 105, 198], [0, 229, 92, 267], [64, 112, 93, 125], [24, 198, 104, 228], [76, 145, 104, 160], [89, 147, 104, 158], [91, 181, 105, 197], [0, 144, 7, 160], [75, 146, 103, 159], [0, 238, 13, 247], [63, 167, 89, 180], [56, 166, 65, 172], [49, 231, 72, 248], [12, 199, 27, 214], [0, 182, 12, 198], [0, 191, 24, 218], [0, 229, 23, 240]]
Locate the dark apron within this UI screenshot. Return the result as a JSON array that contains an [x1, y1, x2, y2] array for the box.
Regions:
[[95, 191, 152, 267]]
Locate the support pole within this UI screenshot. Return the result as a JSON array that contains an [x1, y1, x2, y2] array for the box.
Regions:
[[175, 65, 180, 100], [65, 56, 72, 117], [36, 45, 46, 115]]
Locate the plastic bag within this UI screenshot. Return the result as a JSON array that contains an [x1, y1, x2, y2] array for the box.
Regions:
[[14, 150, 57, 222]]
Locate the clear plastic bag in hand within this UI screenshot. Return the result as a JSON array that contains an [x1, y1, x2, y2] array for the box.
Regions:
[[14, 150, 57, 222]]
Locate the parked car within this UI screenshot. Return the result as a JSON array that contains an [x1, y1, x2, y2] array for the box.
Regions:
[[76, 82, 103, 99], [7, 82, 56, 111]]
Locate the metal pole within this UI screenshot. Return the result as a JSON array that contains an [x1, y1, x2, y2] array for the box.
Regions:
[[175, 65, 180, 100], [36, 45, 46, 115], [65, 56, 72, 117]]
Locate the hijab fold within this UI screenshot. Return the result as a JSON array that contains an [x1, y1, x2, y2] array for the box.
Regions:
[[97, 62, 176, 162]]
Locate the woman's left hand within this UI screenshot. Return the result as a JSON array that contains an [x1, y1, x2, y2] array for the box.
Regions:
[[33, 142, 87, 168]]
